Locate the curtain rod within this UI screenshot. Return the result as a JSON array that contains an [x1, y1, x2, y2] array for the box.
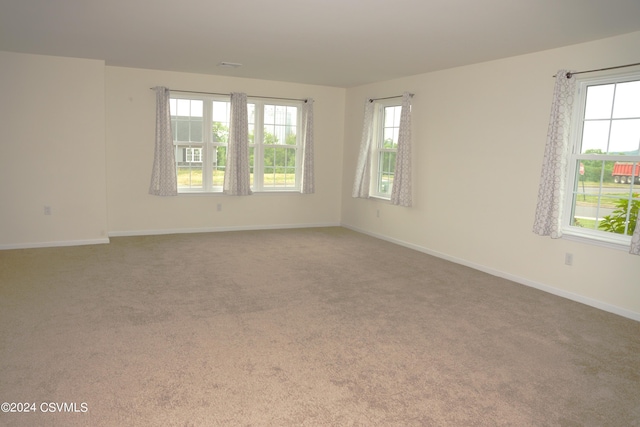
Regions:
[[150, 87, 308, 102], [368, 93, 414, 103], [553, 62, 640, 78]]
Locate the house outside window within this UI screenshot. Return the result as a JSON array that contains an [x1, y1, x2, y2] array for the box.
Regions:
[[563, 71, 640, 247], [170, 93, 303, 193], [185, 147, 202, 163]]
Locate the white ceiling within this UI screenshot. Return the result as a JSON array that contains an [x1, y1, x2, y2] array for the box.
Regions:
[[2, 0, 640, 88]]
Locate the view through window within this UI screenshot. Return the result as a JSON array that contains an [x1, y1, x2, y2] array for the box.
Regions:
[[565, 72, 640, 244], [372, 103, 401, 198], [170, 94, 302, 193]]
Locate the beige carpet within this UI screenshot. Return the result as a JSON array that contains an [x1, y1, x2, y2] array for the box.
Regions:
[[1, 227, 639, 426]]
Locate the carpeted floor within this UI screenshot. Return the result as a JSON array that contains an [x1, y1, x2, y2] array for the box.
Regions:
[[1, 227, 639, 426]]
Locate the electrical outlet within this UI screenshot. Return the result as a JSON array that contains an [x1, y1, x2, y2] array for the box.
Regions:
[[376, 209, 380, 218], [217, 203, 222, 212], [565, 253, 573, 266], [44, 206, 51, 215]]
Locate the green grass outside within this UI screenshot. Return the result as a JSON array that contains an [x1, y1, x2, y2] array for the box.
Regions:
[[574, 181, 638, 209], [573, 217, 599, 230]]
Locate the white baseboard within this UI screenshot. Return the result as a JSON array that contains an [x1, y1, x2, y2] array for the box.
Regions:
[[108, 222, 342, 238], [342, 223, 640, 323], [0, 237, 110, 250]]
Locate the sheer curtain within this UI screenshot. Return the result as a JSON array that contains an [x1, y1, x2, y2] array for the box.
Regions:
[[631, 222, 640, 255], [532, 71, 575, 238], [301, 99, 315, 194], [223, 92, 252, 196], [149, 86, 177, 196], [390, 92, 413, 207], [352, 100, 375, 198]]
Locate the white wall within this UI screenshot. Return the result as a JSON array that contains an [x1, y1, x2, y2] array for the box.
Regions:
[[341, 31, 640, 319], [105, 66, 344, 235], [0, 51, 108, 248]]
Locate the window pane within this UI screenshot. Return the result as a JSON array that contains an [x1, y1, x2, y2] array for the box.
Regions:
[[248, 104, 255, 145], [613, 80, 640, 119], [212, 101, 229, 122], [584, 84, 614, 120], [382, 105, 401, 150], [612, 161, 640, 185], [249, 146, 255, 185], [384, 128, 399, 148], [274, 125, 286, 144], [212, 146, 226, 187], [264, 126, 276, 144], [285, 147, 296, 167], [275, 106, 287, 125], [378, 151, 396, 194], [190, 120, 202, 142], [263, 147, 296, 187], [190, 100, 203, 117], [285, 128, 297, 145], [176, 99, 191, 117], [598, 192, 639, 236], [264, 146, 275, 186], [570, 159, 606, 229], [176, 120, 190, 142], [570, 159, 639, 235], [212, 101, 230, 143], [176, 145, 203, 189], [172, 98, 203, 143], [213, 122, 228, 143], [384, 106, 401, 127], [263, 104, 297, 146], [581, 120, 610, 153], [287, 107, 297, 126], [609, 119, 640, 154]]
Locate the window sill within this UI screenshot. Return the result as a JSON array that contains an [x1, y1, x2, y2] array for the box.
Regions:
[[176, 190, 303, 196], [562, 228, 631, 252]]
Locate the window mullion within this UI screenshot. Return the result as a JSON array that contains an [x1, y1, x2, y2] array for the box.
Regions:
[[605, 84, 618, 153], [295, 108, 303, 187], [202, 99, 213, 192], [253, 101, 264, 191], [370, 105, 383, 197]]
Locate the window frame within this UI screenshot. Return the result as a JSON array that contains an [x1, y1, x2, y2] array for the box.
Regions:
[[170, 92, 303, 194], [561, 70, 640, 248], [370, 99, 402, 199], [249, 99, 304, 193]]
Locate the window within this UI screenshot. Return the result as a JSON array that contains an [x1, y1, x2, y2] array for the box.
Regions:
[[371, 101, 402, 199], [185, 147, 202, 163], [170, 93, 303, 193], [248, 101, 302, 191], [563, 71, 640, 246]]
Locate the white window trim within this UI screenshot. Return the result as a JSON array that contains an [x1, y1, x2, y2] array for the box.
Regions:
[[171, 92, 304, 194], [561, 70, 640, 249], [249, 99, 303, 193], [171, 92, 226, 194]]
